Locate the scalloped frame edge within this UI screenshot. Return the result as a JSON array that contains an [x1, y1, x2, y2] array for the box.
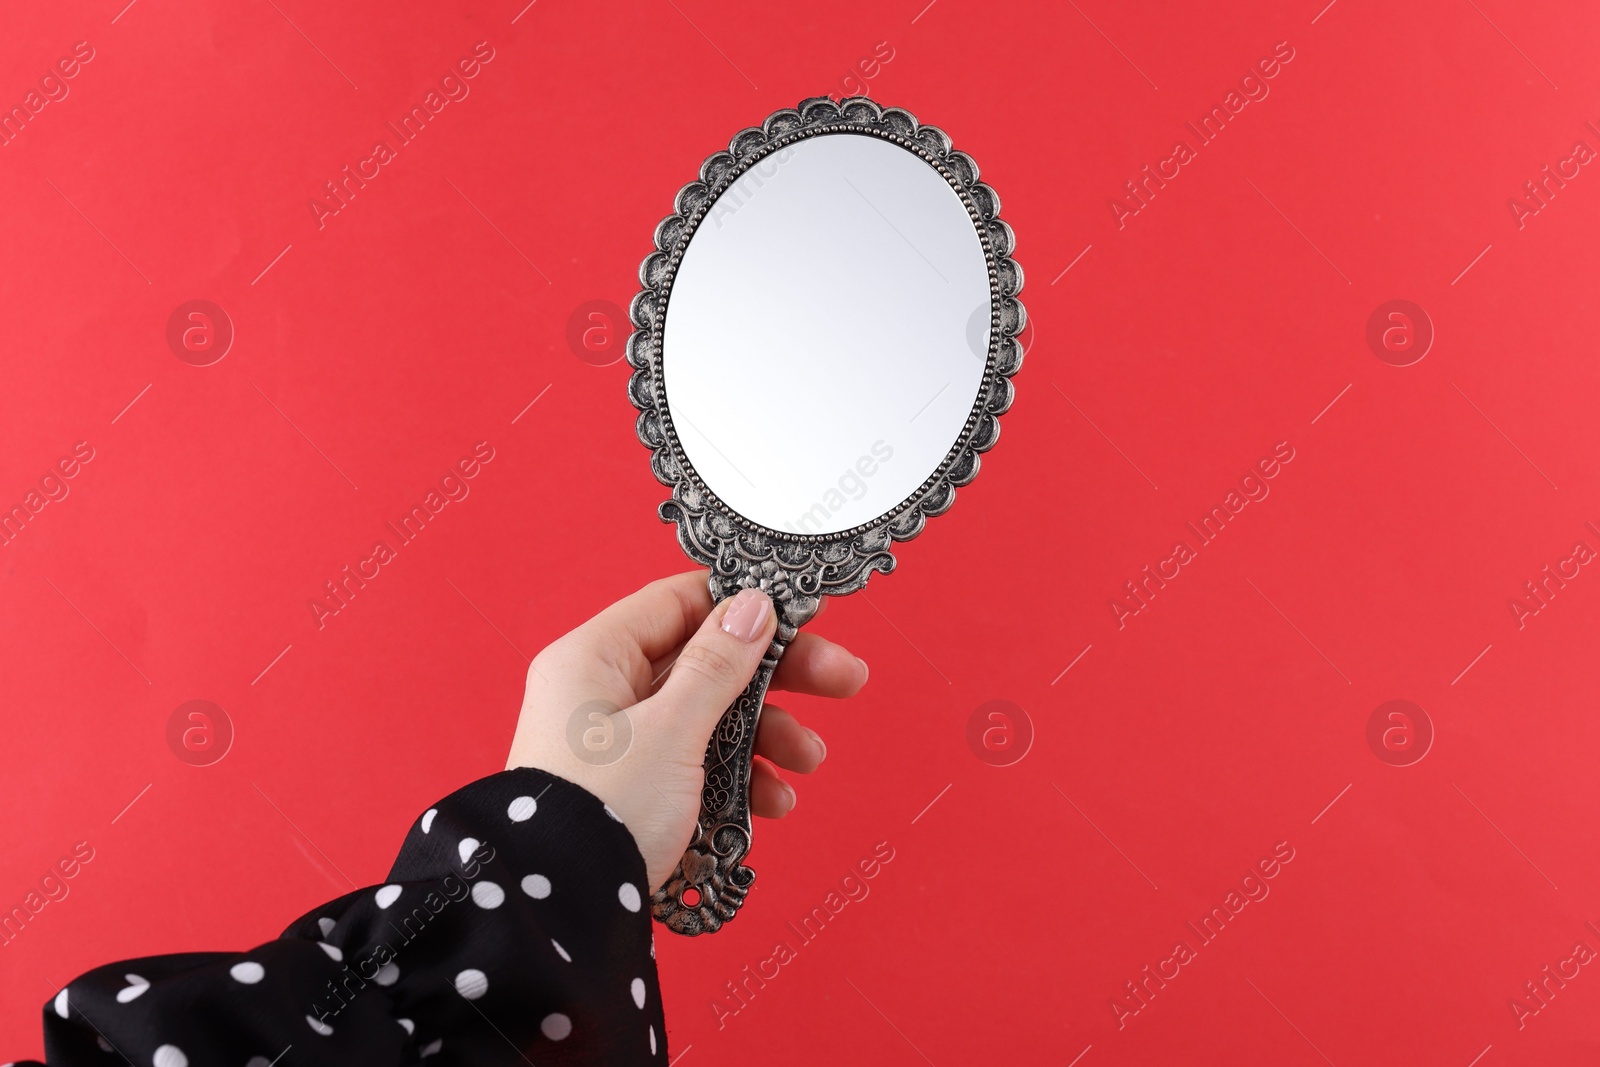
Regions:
[[625, 95, 1026, 612]]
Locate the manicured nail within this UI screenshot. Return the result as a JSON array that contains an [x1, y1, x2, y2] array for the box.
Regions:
[[857, 657, 870, 686], [780, 780, 797, 812], [806, 728, 826, 763], [721, 588, 772, 642]]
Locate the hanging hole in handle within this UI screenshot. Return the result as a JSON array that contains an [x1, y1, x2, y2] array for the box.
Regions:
[[681, 886, 702, 907]]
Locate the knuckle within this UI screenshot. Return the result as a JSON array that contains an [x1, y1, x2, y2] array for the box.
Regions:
[[673, 641, 743, 689]]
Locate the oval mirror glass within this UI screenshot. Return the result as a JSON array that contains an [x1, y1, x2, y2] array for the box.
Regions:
[[661, 131, 991, 536]]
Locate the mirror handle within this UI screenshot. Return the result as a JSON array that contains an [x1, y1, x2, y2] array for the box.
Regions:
[[651, 626, 790, 935]]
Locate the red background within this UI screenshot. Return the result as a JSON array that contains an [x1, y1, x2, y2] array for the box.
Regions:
[[3, 0, 1598, 1062]]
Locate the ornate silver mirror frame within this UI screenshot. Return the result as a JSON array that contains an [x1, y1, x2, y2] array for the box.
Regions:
[[626, 95, 1025, 935]]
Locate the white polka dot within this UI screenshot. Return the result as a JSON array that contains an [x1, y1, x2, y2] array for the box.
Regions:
[[471, 881, 505, 909], [375, 963, 399, 987], [507, 795, 537, 821], [375, 885, 402, 909], [540, 1013, 572, 1041], [650, 1025, 657, 1055], [603, 804, 622, 822], [457, 837, 480, 865], [650, 936, 656, 960], [230, 962, 265, 985], [52, 988, 68, 1019], [153, 1046, 187, 1067], [631, 977, 646, 1009], [306, 1015, 334, 1036], [246, 1058, 271, 1067], [420, 1039, 442, 1057], [317, 942, 342, 962], [116, 974, 150, 1002], [97, 1036, 113, 1052], [522, 874, 551, 899], [317, 917, 336, 938], [454, 968, 488, 1000], [618, 882, 641, 912], [397, 1018, 415, 1034], [421, 808, 438, 833], [551, 939, 571, 962]]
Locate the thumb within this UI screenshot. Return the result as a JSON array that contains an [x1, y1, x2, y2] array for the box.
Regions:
[[652, 587, 776, 739]]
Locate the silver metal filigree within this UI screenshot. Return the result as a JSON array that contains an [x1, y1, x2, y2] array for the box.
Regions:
[[627, 95, 1025, 935]]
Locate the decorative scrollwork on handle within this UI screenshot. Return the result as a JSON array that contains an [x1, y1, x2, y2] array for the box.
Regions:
[[651, 567, 817, 935]]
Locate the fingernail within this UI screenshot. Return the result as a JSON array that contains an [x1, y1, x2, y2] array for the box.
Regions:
[[806, 728, 827, 763], [721, 588, 772, 642], [781, 780, 797, 811], [857, 657, 870, 686]]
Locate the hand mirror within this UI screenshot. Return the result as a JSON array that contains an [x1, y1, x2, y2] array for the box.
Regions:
[[626, 96, 1025, 934]]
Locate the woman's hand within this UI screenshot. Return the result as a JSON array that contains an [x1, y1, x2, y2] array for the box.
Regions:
[[506, 570, 869, 892]]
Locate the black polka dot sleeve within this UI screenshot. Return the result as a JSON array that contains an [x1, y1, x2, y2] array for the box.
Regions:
[[27, 768, 667, 1066]]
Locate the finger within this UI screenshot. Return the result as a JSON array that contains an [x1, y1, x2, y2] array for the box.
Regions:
[[750, 758, 796, 819], [770, 631, 869, 698], [649, 588, 777, 736], [755, 704, 826, 774], [547, 571, 712, 699], [583, 569, 712, 662]]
